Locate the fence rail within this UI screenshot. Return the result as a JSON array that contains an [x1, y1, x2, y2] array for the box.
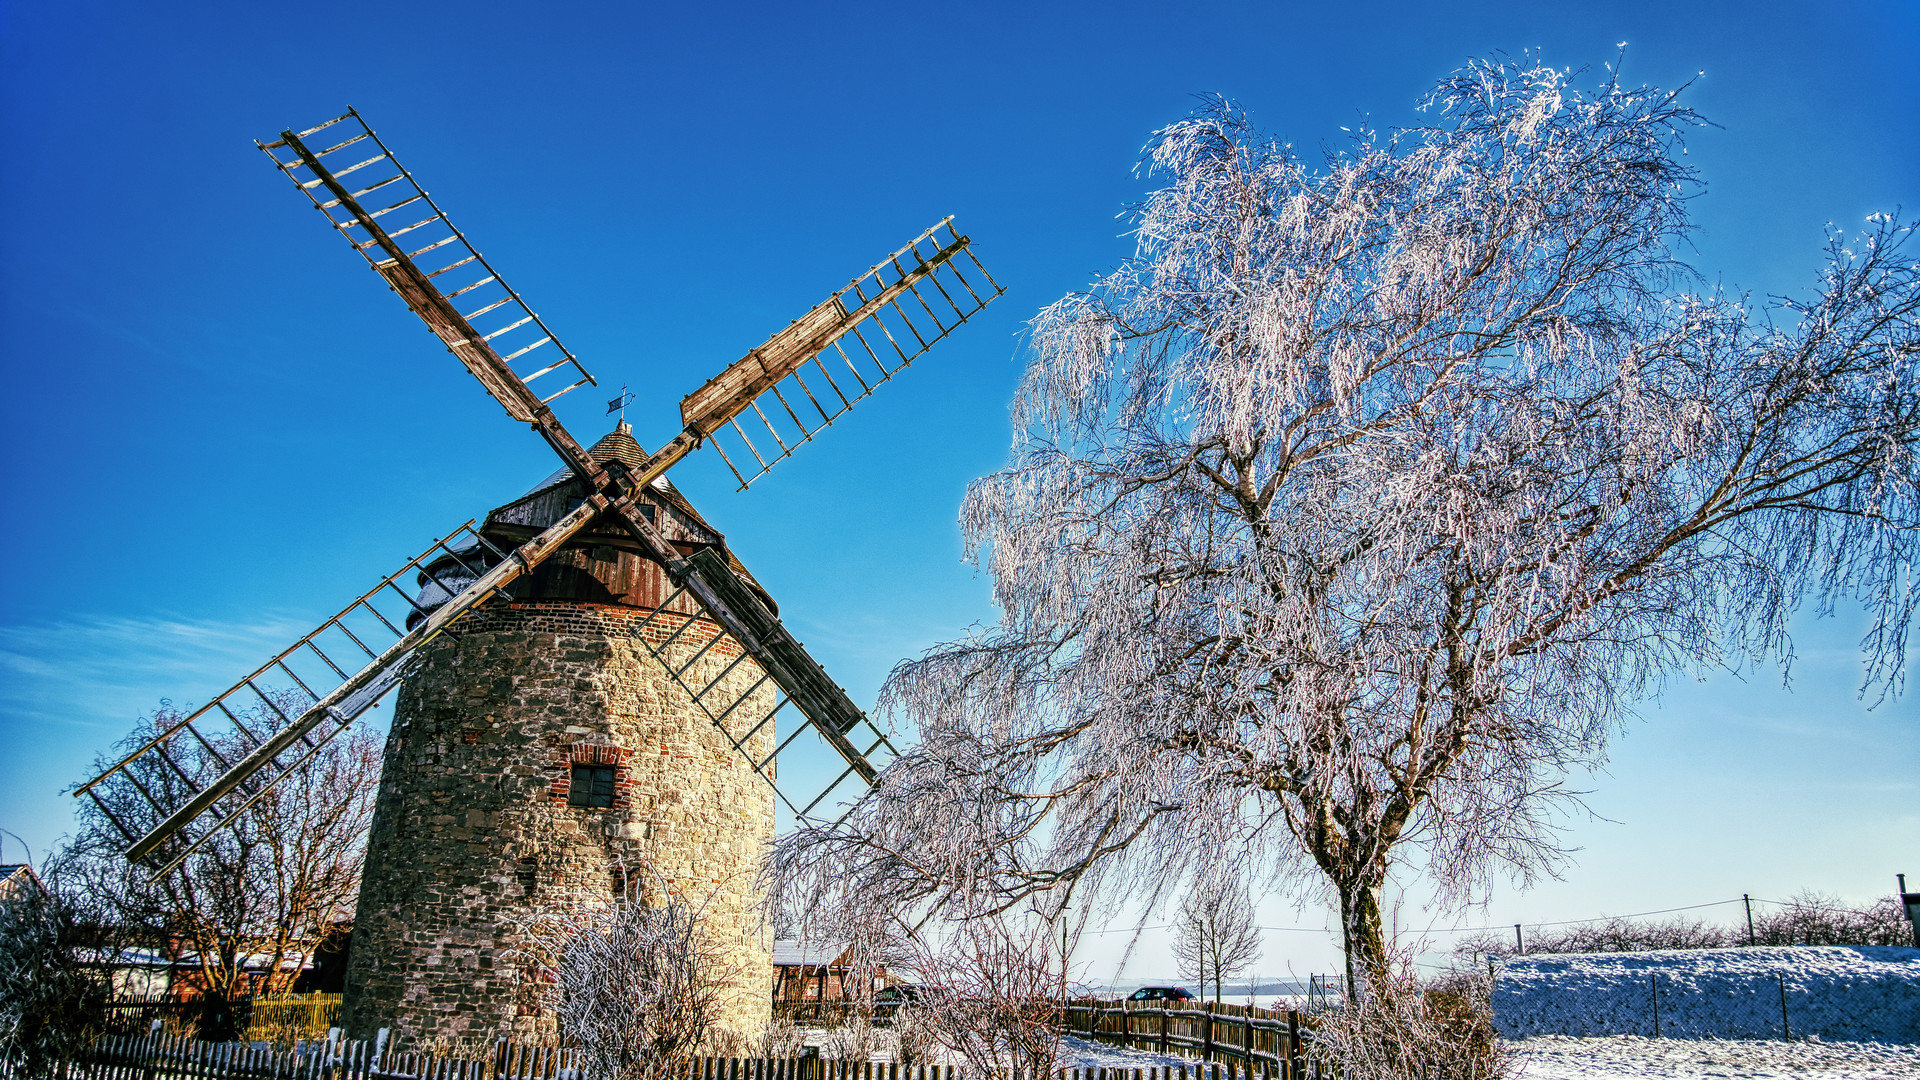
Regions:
[[1063, 999, 1303, 1079], [771, 1002, 861, 1028]]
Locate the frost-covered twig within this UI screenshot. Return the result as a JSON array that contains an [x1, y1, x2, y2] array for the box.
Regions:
[[508, 863, 735, 1079]]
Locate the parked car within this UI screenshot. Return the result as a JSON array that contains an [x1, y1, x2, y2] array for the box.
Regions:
[[1127, 986, 1195, 1002], [873, 983, 925, 1018]]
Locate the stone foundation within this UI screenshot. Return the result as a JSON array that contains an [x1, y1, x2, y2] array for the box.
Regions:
[[342, 601, 776, 1053]]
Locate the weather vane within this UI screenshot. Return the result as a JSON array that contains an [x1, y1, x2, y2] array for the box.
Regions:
[[607, 384, 635, 419]]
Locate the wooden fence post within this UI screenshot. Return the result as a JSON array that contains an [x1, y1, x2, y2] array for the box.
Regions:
[[1286, 1010, 1301, 1080], [1201, 1005, 1213, 1063], [1649, 973, 1660, 1038]]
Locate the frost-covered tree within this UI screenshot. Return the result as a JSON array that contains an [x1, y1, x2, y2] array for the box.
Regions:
[[1172, 879, 1261, 1003], [893, 914, 1066, 1080], [769, 55, 1918, 989], [0, 856, 120, 1079], [68, 697, 380, 1037]]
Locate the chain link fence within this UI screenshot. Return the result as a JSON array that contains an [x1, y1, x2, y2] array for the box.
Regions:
[[1491, 945, 1920, 1043]]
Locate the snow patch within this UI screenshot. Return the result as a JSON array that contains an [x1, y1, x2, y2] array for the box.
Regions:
[[1509, 1034, 1920, 1079], [1057, 1037, 1205, 1070]]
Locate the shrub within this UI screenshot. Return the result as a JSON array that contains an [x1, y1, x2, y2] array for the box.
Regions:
[[0, 862, 116, 1079], [1452, 891, 1910, 961], [1304, 955, 1506, 1080]]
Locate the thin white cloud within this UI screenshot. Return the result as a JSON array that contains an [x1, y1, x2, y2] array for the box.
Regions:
[[0, 608, 399, 861], [0, 609, 313, 735]]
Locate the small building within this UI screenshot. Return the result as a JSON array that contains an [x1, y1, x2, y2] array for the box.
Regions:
[[772, 940, 886, 1003], [96, 946, 178, 1001], [0, 863, 44, 905]]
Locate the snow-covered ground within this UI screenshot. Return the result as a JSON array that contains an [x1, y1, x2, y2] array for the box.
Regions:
[[1057, 1036, 1196, 1070], [817, 1030, 1920, 1078], [1495, 945, 1920, 1043], [1508, 1035, 1920, 1079]]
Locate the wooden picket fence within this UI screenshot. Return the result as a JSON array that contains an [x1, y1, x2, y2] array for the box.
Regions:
[[41, 1034, 1240, 1080], [1062, 999, 1303, 1078], [42, 1017, 1311, 1080], [97, 996, 346, 1041]]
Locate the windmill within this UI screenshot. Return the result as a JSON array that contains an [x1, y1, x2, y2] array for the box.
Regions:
[[72, 108, 1001, 1047]]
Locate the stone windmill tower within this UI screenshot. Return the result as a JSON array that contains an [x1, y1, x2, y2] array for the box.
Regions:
[[344, 424, 783, 1045], [75, 108, 1001, 1050]]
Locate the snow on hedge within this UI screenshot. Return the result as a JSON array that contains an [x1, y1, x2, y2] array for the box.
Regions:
[[1493, 945, 1920, 1043]]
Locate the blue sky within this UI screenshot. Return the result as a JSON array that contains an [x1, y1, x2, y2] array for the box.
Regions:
[[2, 1, 1914, 980]]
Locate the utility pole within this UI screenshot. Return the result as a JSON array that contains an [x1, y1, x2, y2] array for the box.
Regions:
[[1744, 894, 1756, 945], [1900, 874, 1920, 949]]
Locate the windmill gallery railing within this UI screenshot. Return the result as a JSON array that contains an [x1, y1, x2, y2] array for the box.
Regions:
[[1063, 999, 1303, 1077]]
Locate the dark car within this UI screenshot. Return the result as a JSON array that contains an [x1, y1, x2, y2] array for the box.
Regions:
[[1128, 986, 1195, 1002], [873, 983, 925, 1018]]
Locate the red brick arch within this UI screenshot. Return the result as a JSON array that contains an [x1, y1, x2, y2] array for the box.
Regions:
[[549, 742, 630, 809]]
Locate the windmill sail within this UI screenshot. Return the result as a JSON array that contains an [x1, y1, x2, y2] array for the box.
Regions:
[[75, 506, 603, 879], [258, 110, 597, 430], [626, 547, 898, 824], [681, 218, 1004, 489]]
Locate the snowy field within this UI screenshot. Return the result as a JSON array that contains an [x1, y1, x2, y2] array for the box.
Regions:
[[1057, 1034, 1920, 1078], [1011, 1034, 1920, 1079], [822, 1032, 1920, 1078], [1508, 1035, 1920, 1079], [1495, 945, 1920, 1043]]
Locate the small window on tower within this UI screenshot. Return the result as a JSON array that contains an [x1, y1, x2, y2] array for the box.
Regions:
[[568, 764, 616, 808]]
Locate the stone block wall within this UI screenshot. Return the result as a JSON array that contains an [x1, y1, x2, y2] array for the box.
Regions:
[[341, 601, 777, 1053]]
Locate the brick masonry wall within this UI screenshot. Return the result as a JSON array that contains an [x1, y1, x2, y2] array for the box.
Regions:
[[341, 601, 777, 1053]]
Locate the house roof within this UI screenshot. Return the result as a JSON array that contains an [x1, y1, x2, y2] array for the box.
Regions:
[[772, 940, 852, 968], [0, 864, 43, 901], [84, 946, 312, 972]]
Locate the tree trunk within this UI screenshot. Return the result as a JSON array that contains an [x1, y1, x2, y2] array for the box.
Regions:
[[1336, 878, 1387, 1000]]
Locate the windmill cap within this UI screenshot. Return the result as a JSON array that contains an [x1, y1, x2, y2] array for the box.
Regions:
[[514, 422, 680, 502], [484, 421, 775, 611]]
